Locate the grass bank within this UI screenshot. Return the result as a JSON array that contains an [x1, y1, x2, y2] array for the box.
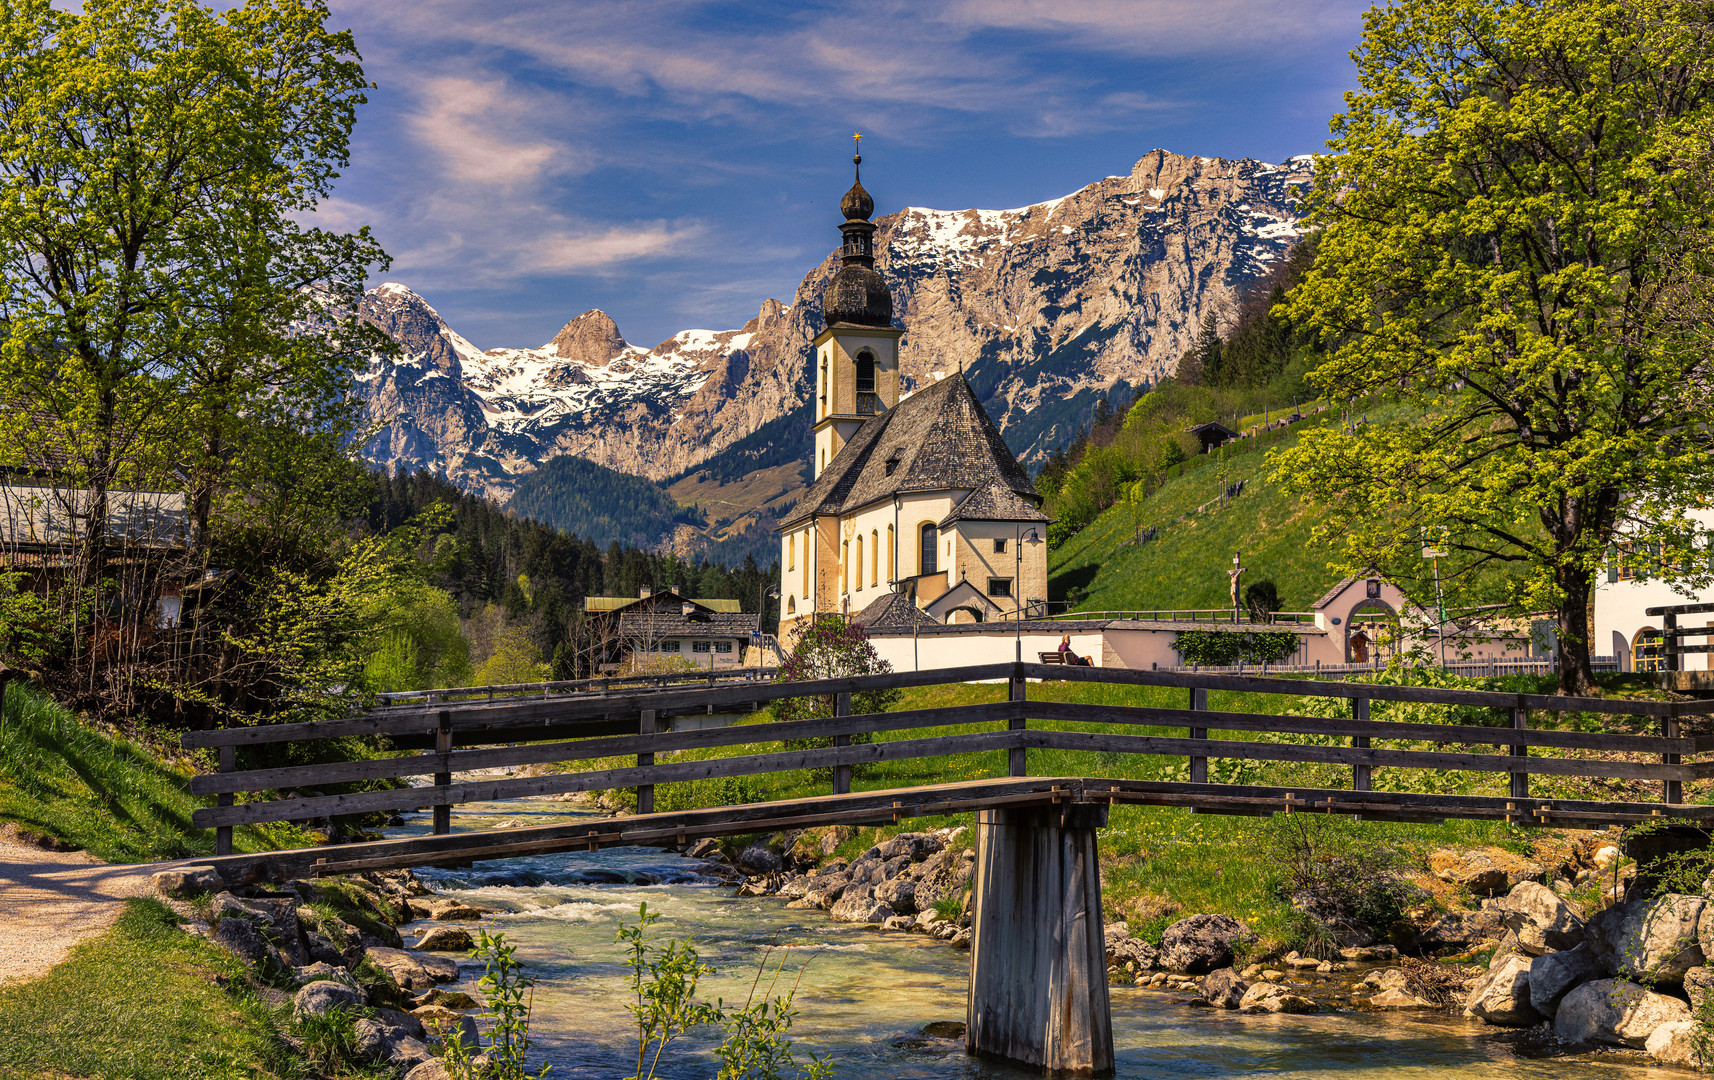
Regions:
[[0, 686, 304, 862], [0, 899, 296, 1080]]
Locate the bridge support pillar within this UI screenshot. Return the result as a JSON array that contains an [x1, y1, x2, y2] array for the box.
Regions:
[[967, 802, 1112, 1077]]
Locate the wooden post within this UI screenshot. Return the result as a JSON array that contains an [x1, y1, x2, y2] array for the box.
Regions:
[[968, 803, 1113, 1076], [637, 709, 658, 815], [1664, 713, 1681, 805], [1511, 704, 1530, 801], [1351, 696, 1370, 791], [433, 710, 452, 835], [1008, 668, 1027, 778], [216, 744, 235, 856], [1188, 686, 1207, 784], [833, 692, 852, 796]]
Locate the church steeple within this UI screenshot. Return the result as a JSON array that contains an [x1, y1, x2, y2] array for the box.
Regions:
[[822, 133, 892, 329], [811, 135, 904, 479]]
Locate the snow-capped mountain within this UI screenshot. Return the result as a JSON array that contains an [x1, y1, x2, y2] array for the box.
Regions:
[[356, 148, 1313, 500]]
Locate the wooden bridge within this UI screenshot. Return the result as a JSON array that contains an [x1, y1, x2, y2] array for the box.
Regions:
[[182, 663, 1714, 1077]]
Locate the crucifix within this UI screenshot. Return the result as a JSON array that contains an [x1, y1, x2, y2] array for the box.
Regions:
[[1228, 552, 1244, 623]]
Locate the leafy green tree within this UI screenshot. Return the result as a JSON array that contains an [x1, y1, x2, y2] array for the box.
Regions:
[[0, 0, 383, 649], [1271, 0, 1714, 692]]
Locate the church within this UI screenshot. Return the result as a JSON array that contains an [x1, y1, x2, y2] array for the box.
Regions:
[[776, 148, 1052, 642]]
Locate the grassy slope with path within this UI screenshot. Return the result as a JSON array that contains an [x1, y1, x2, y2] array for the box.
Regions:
[[0, 686, 303, 862], [0, 899, 299, 1080]]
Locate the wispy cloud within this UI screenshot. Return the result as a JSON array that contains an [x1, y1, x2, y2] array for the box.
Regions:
[[406, 77, 567, 187]]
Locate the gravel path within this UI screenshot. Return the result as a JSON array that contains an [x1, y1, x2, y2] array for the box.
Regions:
[[0, 839, 166, 987]]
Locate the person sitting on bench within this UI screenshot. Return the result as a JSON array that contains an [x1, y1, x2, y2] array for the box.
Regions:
[[1058, 635, 1090, 666]]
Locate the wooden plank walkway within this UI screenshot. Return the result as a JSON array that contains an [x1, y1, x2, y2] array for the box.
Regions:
[[181, 662, 1714, 876]]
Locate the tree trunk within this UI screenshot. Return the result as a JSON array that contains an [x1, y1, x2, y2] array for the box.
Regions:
[[1555, 563, 1597, 696]]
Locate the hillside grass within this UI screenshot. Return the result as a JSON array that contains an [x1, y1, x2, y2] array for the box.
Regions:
[[0, 686, 306, 862], [1047, 403, 1427, 613], [0, 899, 299, 1080]]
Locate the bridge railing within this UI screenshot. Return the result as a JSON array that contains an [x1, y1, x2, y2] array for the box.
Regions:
[[182, 662, 1714, 859]]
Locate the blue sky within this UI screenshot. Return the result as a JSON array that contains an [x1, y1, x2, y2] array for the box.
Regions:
[[321, 1, 1371, 350]]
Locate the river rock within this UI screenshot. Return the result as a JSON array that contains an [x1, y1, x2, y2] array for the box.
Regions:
[[1415, 908, 1506, 950], [1589, 894, 1706, 983], [403, 1063, 451, 1080], [875, 875, 918, 915], [413, 987, 479, 1010], [1109, 938, 1158, 971], [1554, 979, 1691, 1047], [411, 1004, 465, 1028], [685, 837, 720, 859], [292, 980, 364, 1020], [737, 843, 782, 875], [803, 875, 849, 910], [1646, 1020, 1703, 1066], [152, 866, 222, 898], [1495, 881, 1585, 955], [949, 927, 972, 950], [878, 833, 943, 863], [1160, 914, 1254, 974], [425, 899, 491, 921], [909, 846, 973, 913], [1369, 988, 1437, 1009], [1200, 967, 1248, 1008], [882, 915, 916, 932], [1237, 984, 1318, 1014], [1463, 954, 1541, 1027], [1528, 942, 1603, 1017], [353, 1018, 434, 1067], [828, 887, 895, 924], [414, 927, 473, 952], [777, 874, 813, 900], [365, 947, 460, 991], [306, 929, 360, 968], [1363, 968, 1410, 992], [1430, 849, 1510, 897]]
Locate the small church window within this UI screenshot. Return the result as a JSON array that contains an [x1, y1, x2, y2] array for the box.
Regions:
[[993, 538, 1007, 554], [987, 577, 1013, 598], [871, 528, 879, 586], [920, 523, 937, 576], [856, 351, 876, 393], [855, 534, 863, 590]]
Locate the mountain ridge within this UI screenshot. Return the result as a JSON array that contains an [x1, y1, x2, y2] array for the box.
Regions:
[[354, 147, 1313, 503]]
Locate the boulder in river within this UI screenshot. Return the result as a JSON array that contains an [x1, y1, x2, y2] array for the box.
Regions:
[[353, 1017, 433, 1068], [1237, 984, 1317, 1014], [365, 947, 460, 991], [1646, 1020, 1703, 1066], [1554, 979, 1691, 1047], [414, 927, 473, 952], [1463, 954, 1541, 1027], [1200, 968, 1248, 1009], [1414, 908, 1506, 950], [1528, 942, 1603, 1017], [828, 887, 895, 924], [1685, 965, 1714, 1012], [1495, 881, 1584, 955], [1159, 914, 1253, 974], [1589, 894, 1706, 983], [1368, 988, 1437, 1009], [875, 875, 917, 915], [737, 844, 782, 875], [404, 1062, 451, 1080]]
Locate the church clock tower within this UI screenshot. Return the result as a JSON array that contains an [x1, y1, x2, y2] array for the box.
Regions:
[[811, 134, 903, 479]]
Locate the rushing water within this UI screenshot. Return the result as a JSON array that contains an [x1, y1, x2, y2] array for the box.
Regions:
[[390, 801, 1678, 1079]]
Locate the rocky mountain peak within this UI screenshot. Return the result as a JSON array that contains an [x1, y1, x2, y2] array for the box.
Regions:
[[547, 309, 629, 364]]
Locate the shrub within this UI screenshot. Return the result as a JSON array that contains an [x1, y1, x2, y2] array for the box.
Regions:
[[773, 616, 899, 780], [1172, 628, 1299, 666], [1265, 813, 1420, 956]]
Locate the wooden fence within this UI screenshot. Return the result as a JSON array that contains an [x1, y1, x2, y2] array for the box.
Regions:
[[183, 662, 1714, 858]]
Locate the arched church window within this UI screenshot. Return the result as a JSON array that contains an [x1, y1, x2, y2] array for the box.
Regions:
[[920, 523, 938, 576], [855, 534, 863, 591], [855, 351, 876, 393], [871, 528, 879, 586]]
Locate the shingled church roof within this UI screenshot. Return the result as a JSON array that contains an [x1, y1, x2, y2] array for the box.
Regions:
[[939, 478, 1053, 528], [851, 588, 941, 630], [780, 373, 1039, 528]]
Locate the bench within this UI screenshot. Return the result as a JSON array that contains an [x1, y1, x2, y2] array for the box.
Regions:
[[1038, 652, 1066, 664]]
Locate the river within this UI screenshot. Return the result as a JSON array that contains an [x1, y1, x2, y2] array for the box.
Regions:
[[390, 800, 1678, 1079]]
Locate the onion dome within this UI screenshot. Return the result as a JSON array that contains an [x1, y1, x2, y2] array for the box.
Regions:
[[823, 134, 893, 328], [823, 263, 893, 327]]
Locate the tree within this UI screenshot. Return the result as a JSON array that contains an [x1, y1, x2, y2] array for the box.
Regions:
[[1270, 0, 1714, 692], [773, 615, 898, 779], [0, 0, 383, 664]]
